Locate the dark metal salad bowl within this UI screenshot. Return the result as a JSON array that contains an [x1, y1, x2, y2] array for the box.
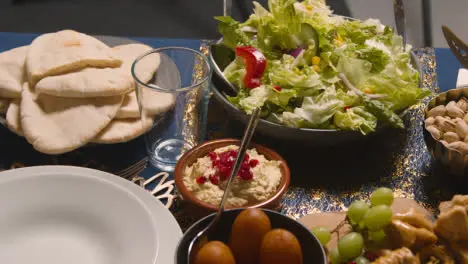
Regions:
[[208, 38, 423, 146]]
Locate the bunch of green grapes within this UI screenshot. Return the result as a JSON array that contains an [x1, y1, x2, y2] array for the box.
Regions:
[[311, 187, 395, 264]]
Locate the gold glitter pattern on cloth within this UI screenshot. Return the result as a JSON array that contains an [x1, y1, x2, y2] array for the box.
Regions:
[[199, 40, 211, 59], [181, 41, 212, 149], [280, 48, 440, 219]]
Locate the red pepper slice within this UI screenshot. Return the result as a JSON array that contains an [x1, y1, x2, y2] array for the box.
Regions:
[[344, 106, 351, 112], [235, 46, 267, 89], [273, 85, 282, 91]]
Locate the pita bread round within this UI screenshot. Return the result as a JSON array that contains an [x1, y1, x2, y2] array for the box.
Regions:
[[116, 89, 175, 119], [27, 30, 122, 87], [0, 98, 9, 114], [5, 99, 22, 136], [117, 91, 140, 118], [34, 43, 157, 98], [20, 83, 123, 155], [34, 67, 133, 98], [92, 117, 153, 144], [113, 43, 158, 83], [0, 46, 28, 98]]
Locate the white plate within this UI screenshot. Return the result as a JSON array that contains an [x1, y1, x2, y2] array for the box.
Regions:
[[0, 166, 182, 264], [0, 166, 160, 264], [76, 167, 183, 264]]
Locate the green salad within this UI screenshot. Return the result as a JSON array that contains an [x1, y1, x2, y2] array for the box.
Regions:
[[215, 0, 431, 134]]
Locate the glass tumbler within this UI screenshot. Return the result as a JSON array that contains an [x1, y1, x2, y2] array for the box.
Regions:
[[132, 47, 212, 171]]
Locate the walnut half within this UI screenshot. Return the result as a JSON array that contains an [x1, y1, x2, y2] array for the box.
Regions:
[[416, 245, 455, 264], [434, 195, 468, 243], [372, 247, 418, 264], [385, 209, 437, 251]]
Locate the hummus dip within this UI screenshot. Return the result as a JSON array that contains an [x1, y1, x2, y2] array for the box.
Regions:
[[183, 145, 282, 207]]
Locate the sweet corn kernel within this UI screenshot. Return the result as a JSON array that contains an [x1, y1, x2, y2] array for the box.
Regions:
[[336, 35, 344, 42], [313, 65, 320, 72], [305, 4, 313, 11], [312, 56, 321, 65], [363, 88, 374, 94], [334, 39, 344, 47], [294, 68, 301, 74]]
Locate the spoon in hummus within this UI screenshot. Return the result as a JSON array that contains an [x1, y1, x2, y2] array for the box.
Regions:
[[187, 106, 261, 263]]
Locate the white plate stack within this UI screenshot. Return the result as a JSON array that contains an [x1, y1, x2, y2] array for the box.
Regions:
[[0, 166, 182, 264]]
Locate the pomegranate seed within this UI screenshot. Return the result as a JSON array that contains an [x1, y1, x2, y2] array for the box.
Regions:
[[274, 85, 282, 91], [344, 105, 351, 111], [208, 151, 217, 161], [209, 175, 219, 185], [249, 159, 259, 167], [196, 176, 207, 184], [219, 153, 229, 165], [219, 165, 230, 176], [228, 150, 238, 157], [215, 165, 227, 179], [239, 169, 253, 180], [212, 159, 220, 167], [213, 171, 223, 181], [225, 168, 233, 178], [241, 161, 250, 170], [243, 153, 250, 161], [225, 159, 234, 167], [347, 262, 356, 264]]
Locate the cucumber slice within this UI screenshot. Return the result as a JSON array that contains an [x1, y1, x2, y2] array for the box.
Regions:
[[299, 23, 319, 54]]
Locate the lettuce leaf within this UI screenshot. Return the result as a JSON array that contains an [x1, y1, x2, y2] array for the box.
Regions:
[[279, 111, 305, 128], [255, 0, 303, 51], [267, 87, 298, 111], [268, 54, 322, 88], [214, 16, 252, 49], [357, 46, 390, 73], [337, 56, 372, 87], [338, 20, 381, 45], [293, 86, 343, 125], [223, 57, 246, 89], [362, 75, 431, 111], [237, 85, 272, 114], [333, 106, 377, 134], [268, 0, 301, 33]]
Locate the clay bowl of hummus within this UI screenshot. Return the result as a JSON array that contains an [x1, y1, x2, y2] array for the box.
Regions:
[[174, 138, 290, 216]]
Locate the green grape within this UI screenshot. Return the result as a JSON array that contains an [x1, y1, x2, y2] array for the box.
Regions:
[[311, 226, 331, 246], [355, 256, 370, 264], [364, 204, 393, 231], [337, 232, 364, 261], [370, 187, 394, 206], [330, 247, 342, 264], [368, 229, 387, 244], [347, 200, 370, 224], [357, 221, 366, 231]]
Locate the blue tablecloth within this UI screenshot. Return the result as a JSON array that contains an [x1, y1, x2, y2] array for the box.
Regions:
[[435, 48, 463, 92]]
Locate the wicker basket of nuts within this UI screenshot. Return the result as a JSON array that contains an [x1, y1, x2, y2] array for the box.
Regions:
[[424, 87, 468, 178]]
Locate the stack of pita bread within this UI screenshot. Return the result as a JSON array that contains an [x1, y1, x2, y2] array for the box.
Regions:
[[0, 29, 175, 155]]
